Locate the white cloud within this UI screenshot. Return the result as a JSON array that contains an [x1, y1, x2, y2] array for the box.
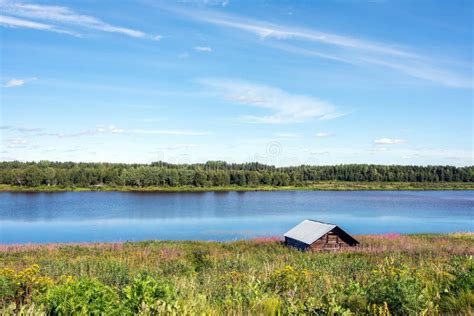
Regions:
[[198, 15, 410, 57], [7, 138, 27, 148], [201, 79, 344, 124], [135, 117, 167, 123], [163, 144, 198, 150], [178, 52, 190, 59], [34, 125, 125, 138], [108, 125, 124, 134], [180, 0, 230, 6], [96, 125, 124, 134], [132, 129, 211, 136], [374, 138, 406, 145], [194, 46, 212, 52], [306, 150, 330, 156], [315, 132, 332, 138], [174, 9, 471, 88], [0, 2, 160, 40], [3, 77, 37, 88], [0, 15, 79, 36], [274, 132, 299, 138], [0, 125, 42, 132]]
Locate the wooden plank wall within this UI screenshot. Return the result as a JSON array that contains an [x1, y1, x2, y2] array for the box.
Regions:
[[309, 231, 350, 251]]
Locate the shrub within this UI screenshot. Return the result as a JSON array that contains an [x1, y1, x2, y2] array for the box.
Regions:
[[439, 256, 474, 314], [267, 265, 308, 298], [0, 264, 52, 306], [339, 281, 368, 313], [122, 274, 175, 313], [191, 249, 212, 272], [367, 258, 429, 315], [42, 278, 119, 315]]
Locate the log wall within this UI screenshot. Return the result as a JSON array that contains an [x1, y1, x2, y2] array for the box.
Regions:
[[309, 232, 350, 251]]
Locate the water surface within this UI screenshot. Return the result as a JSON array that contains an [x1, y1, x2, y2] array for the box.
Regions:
[[1, 191, 472, 243]]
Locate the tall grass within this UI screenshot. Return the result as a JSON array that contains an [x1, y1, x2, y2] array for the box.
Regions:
[[1, 234, 473, 315]]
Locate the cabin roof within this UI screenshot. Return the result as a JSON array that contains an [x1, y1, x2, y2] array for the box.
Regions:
[[284, 219, 337, 245]]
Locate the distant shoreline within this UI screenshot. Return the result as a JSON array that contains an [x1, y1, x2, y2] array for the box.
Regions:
[[1, 182, 473, 192]]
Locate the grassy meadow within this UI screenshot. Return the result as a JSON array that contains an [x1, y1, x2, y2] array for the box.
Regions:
[[1, 234, 473, 315]]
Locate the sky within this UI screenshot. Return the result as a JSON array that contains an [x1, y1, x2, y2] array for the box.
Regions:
[[0, 0, 472, 166]]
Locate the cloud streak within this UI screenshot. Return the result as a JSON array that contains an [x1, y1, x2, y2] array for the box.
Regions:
[[194, 12, 413, 58], [2, 76, 38, 88], [194, 46, 212, 52], [172, 8, 471, 88], [374, 138, 406, 145], [0, 1, 160, 40], [274, 132, 299, 138], [316, 132, 332, 138], [0, 14, 79, 36], [6, 138, 28, 148], [201, 79, 344, 124], [132, 129, 211, 136], [34, 125, 125, 138]]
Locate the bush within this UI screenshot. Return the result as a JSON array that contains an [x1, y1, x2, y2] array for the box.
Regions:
[[439, 256, 474, 314], [190, 249, 213, 272], [122, 274, 175, 313], [367, 258, 428, 315], [339, 281, 368, 313], [42, 278, 119, 315], [0, 264, 52, 306], [267, 265, 308, 298]]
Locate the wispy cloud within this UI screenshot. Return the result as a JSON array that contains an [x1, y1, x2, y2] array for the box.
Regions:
[[374, 138, 406, 145], [316, 132, 332, 138], [171, 8, 471, 88], [190, 12, 412, 57], [6, 138, 27, 148], [274, 132, 299, 138], [180, 0, 230, 7], [135, 117, 168, 123], [201, 79, 345, 124], [35, 125, 125, 138], [0, 14, 79, 36], [161, 144, 198, 150], [178, 52, 190, 59], [0, 125, 42, 132], [2, 76, 38, 88], [132, 129, 211, 136], [0, 1, 161, 40], [194, 46, 212, 52], [99, 125, 124, 134]]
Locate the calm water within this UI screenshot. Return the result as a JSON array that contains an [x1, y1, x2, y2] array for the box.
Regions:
[[0, 191, 472, 244]]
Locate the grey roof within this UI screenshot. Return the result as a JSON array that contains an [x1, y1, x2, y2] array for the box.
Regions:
[[284, 219, 336, 245]]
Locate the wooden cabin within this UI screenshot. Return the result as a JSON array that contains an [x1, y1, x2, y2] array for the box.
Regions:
[[284, 219, 359, 251]]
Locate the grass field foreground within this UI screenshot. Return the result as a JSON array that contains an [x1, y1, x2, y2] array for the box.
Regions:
[[0, 234, 473, 315]]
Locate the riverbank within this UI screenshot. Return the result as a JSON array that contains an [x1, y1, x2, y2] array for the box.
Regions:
[[1, 181, 473, 192], [1, 234, 472, 314]]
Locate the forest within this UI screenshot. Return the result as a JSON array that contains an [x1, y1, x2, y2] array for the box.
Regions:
[[0, 161, 472, 188]]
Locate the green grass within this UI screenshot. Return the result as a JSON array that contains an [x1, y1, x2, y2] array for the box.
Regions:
[[1, 181, 473, 192], [1, 234, 473, 315]]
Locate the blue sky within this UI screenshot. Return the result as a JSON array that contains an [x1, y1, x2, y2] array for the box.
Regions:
[[0, 0, 472, 166]]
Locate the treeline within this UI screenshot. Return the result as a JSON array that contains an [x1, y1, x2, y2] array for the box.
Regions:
[[0, 161, 472, 187]]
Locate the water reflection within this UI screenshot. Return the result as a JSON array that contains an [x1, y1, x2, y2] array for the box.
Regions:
[[0, 191, 472, 243]]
